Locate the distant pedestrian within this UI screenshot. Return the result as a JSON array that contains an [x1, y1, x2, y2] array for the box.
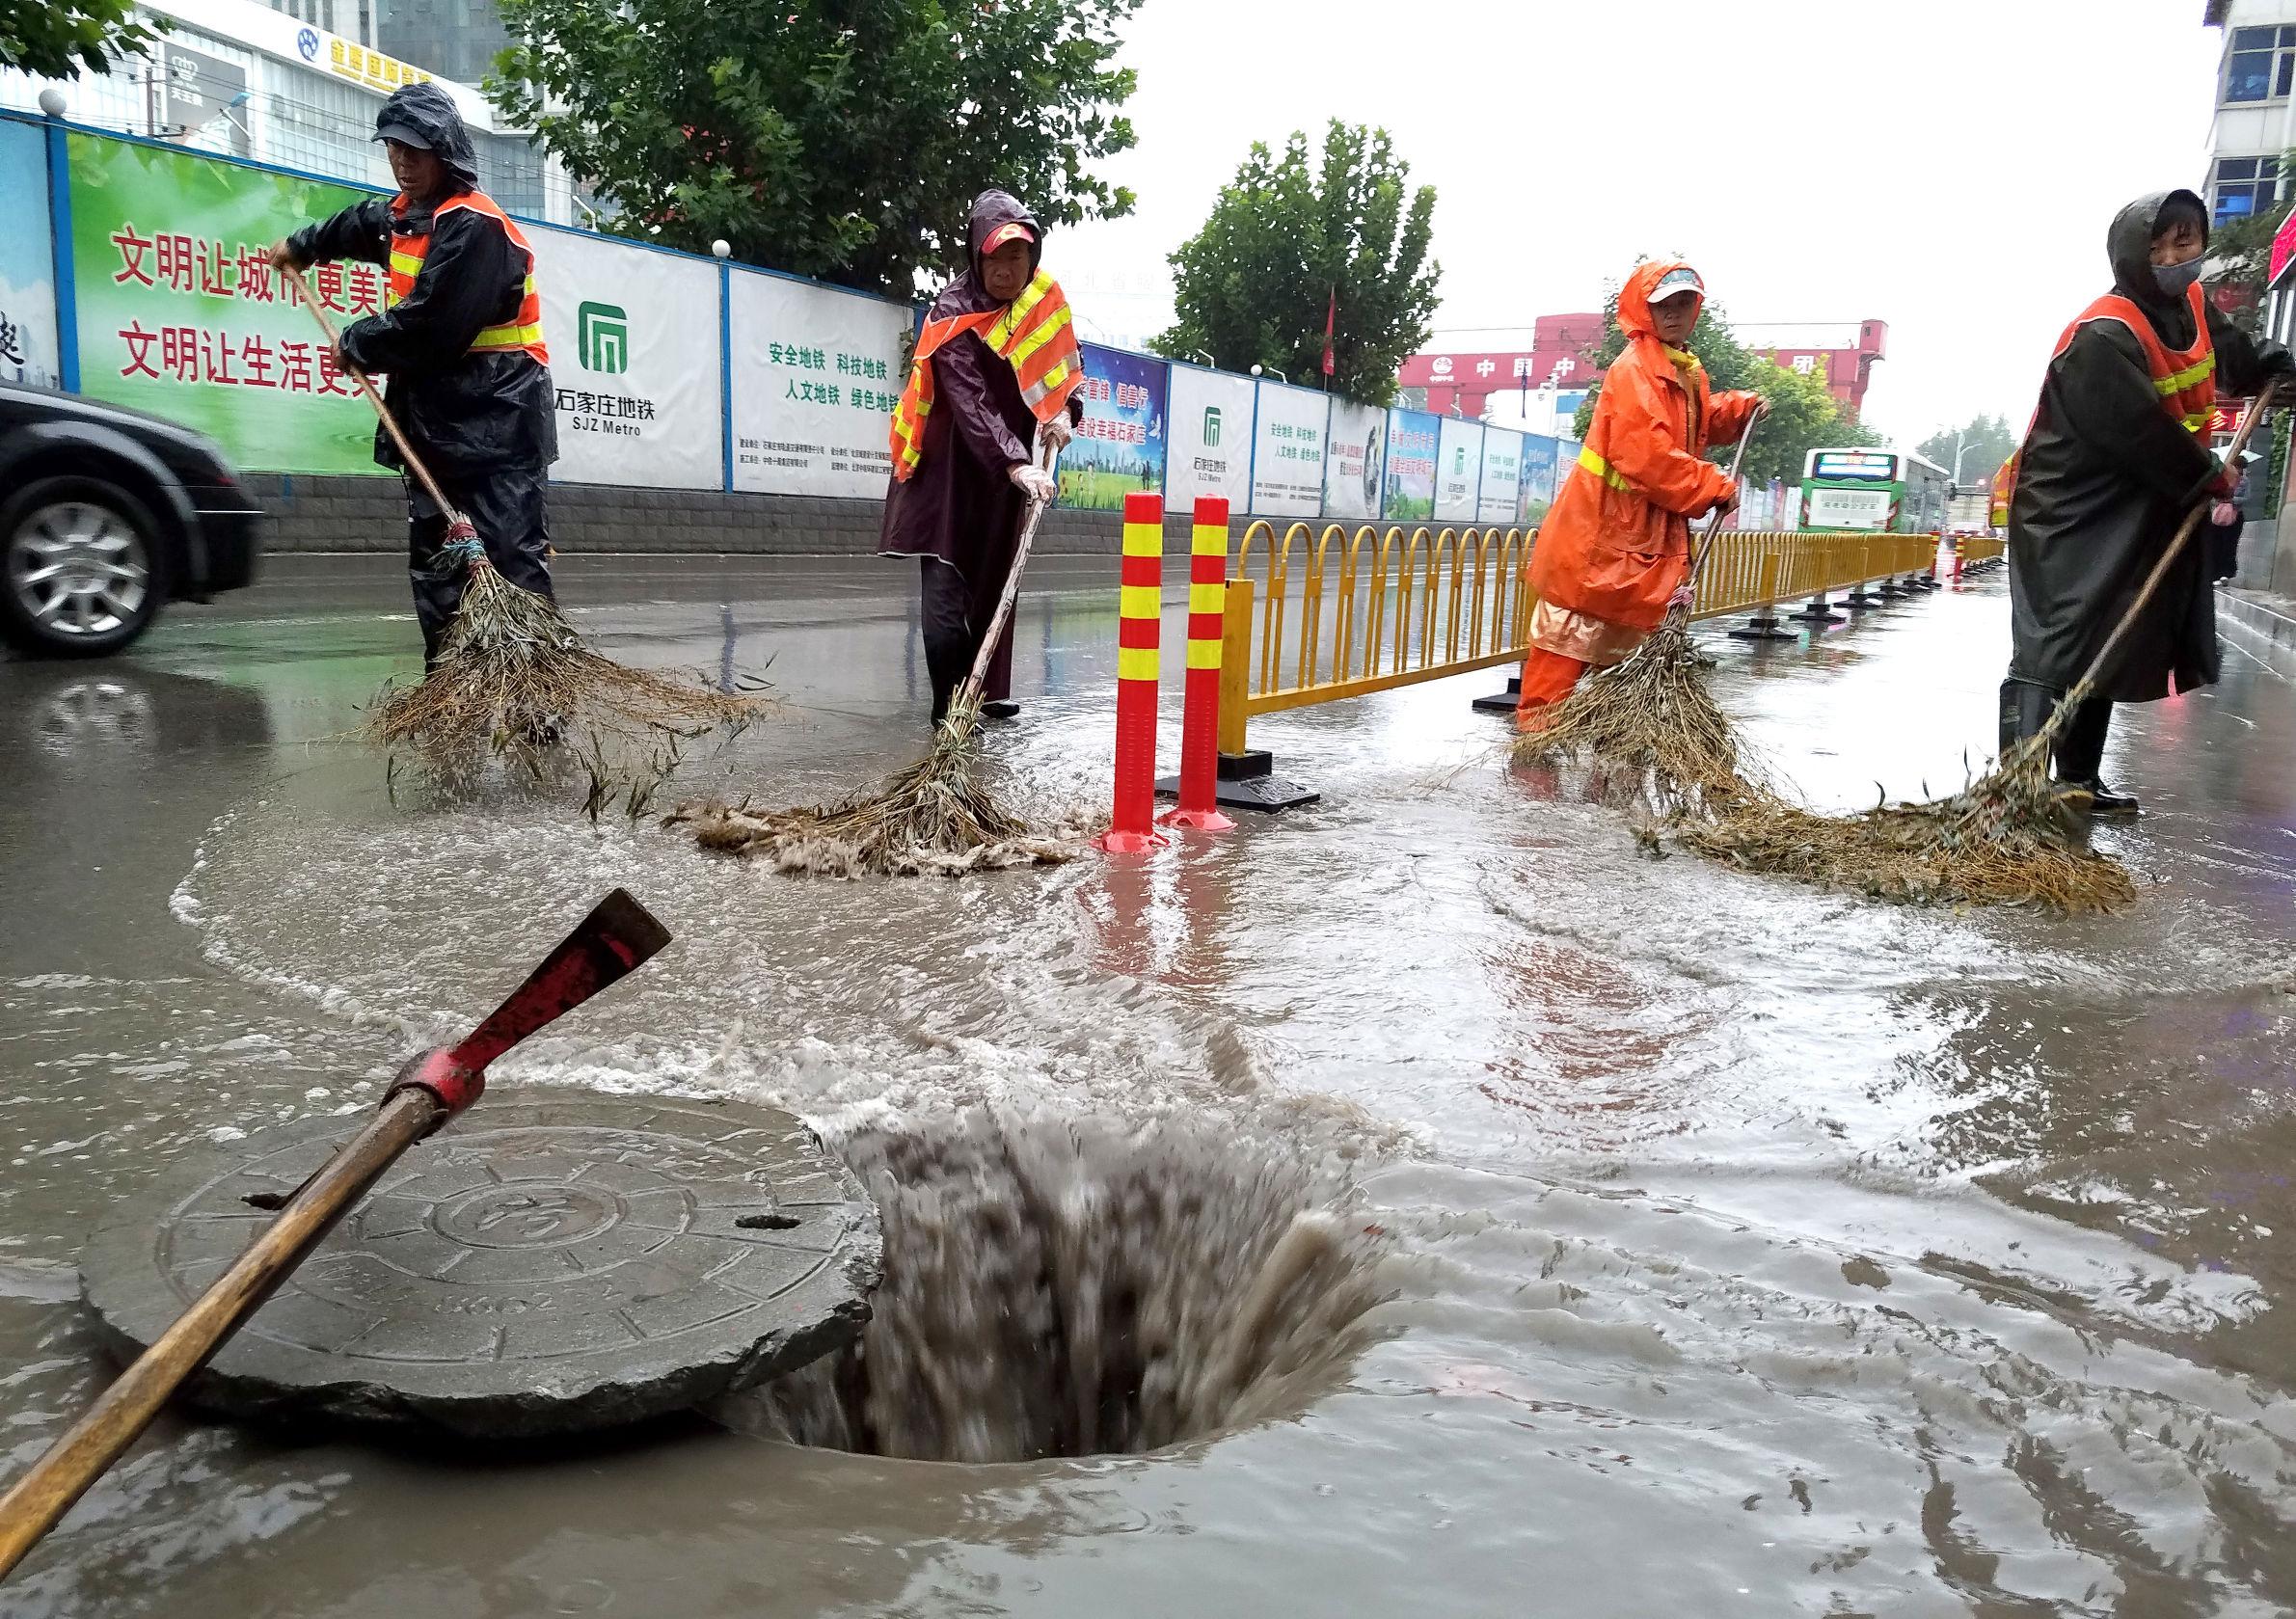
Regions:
[[2207, 467, 2250, 581], [881, 190, 1086, 725], [1516, 261, 1762, 727], [2002, 189, 2291, 816], [270, 81, 556, 668]]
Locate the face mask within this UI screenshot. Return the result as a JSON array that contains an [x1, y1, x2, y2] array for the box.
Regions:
[[2154, 255, 2206, 297]]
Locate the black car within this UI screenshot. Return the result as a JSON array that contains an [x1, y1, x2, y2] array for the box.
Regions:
[[0, 381, 263, 657]]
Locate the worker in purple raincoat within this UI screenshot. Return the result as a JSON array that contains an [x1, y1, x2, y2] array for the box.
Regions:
[[881, 190, 1085, 725]]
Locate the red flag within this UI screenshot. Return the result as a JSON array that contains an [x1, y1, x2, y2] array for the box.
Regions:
[[1322, 286, 1337, 377]]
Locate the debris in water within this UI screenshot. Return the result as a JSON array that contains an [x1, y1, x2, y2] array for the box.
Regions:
[[368, 564, 768, 784], [1513, 611, 1761, 816], [674, 708, 1094, 877]]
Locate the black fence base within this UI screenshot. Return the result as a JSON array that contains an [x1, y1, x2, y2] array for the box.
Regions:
[[1840, 588, 1880, 608], [1727, 614, 1799, 642], [1156, 750, 1319, 813], [1471, 673, 1523, 715], [1787, 597, 1847, 625], [1875, 579, 1910, 600]]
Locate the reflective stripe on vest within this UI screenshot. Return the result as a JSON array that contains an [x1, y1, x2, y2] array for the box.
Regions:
[[889, 269, 1083, 481], [385, 190, 549, 364], [2048, 281, 2215, 439], [1577, 444, 1635, 495]]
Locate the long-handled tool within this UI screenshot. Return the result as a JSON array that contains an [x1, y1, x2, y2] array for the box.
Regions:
[[1514, 407, 1768, 809], [1678, 386, 2281, 911], [1684, 407, 1765, 602], [680, 440, 1082, 877], [0, 889, 672, 1581], [279, 264, 759, 768], [2037, 381, 2277, 731], [282, 262, 487, 556], [944, 438, 1059, 732]]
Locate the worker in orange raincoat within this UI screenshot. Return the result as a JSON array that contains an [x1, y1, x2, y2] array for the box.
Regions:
[[1519, 261, 1763, 725]]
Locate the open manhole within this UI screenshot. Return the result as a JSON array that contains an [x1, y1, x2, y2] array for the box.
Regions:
[[711, 1113, 1385, 1464]]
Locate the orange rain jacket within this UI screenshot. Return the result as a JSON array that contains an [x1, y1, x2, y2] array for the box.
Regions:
[[1526, 259, 1761, 662]]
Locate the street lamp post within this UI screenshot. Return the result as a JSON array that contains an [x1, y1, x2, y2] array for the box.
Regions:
[[1251, 363, 1289, 384], [1188, 350, 1213, 368]]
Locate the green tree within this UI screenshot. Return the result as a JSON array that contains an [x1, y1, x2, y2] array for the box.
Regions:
[[1153, 121, 1438, 405], [2204, 156, 2295, 335], [1, 0, 161, 79], [1569, 282, 1876, 486], [1914, 414, 2017, 490], [491, 0, 1141, 297]]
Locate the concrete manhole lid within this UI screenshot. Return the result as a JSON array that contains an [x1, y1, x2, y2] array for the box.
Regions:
[[81, 1092, 880, 1438]]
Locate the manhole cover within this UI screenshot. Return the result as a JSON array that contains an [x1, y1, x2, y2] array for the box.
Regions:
[[81, 1092, 880, 1439]]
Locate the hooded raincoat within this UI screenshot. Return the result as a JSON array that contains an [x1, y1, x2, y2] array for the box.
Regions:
[[287, 82, 556, 484], [880, 190, 1085, 718], [288, 81, 558, 661], [2007, 189, 2290, 703], [1526, 260, 1762, 666]]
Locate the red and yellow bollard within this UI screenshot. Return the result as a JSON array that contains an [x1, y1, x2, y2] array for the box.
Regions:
[[1158, 495, 1234, 831], [1097, 492, 1169, 854]]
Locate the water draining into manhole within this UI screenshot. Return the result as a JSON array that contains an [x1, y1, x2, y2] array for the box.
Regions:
[[714, 1113, 1386, 1464]]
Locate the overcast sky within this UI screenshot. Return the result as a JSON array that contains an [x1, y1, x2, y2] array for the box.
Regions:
[[1052, 0, 2228, 447]]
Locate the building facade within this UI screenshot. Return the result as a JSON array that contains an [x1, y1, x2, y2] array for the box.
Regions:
[[373, 0, 512, 94], [1401, 314, 1885, 422], [0, 0, 568, 222], [2203, 1, 2296, 228]]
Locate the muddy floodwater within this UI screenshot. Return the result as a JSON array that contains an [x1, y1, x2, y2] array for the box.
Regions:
[[3, 553, 2295, 1617]]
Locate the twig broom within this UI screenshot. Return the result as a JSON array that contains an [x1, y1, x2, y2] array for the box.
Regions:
[[1676, 386, 2279, 912], [1512, 408, 1766, 813], [678, 443, 1083, 877], [282, 265, 763, 769]]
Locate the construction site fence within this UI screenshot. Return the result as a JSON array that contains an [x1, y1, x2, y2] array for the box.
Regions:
[[1216, 524, 1946, 754]]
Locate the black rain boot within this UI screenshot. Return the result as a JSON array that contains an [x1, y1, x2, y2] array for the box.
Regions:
[[980, 700, 1020, 720], [2051, 696, 2135, 816]]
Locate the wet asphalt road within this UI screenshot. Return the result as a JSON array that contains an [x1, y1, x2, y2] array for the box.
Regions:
[[2, 553, 2295, 1618]]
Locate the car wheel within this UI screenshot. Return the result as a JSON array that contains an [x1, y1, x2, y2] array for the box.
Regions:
[[0, 476, 166, 658]]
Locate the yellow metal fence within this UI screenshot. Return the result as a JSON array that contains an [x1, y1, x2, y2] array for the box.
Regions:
[[1216, 523, 1943, 754]]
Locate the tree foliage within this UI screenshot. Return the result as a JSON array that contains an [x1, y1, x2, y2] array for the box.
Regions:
[[1914, 414, 2017, 490], [1153, 121, 1438, 406], [2204, 159, 2295, 336], [491, 0, 1142, 298], [0, 0, 161, 80], [1569, 283, 1877, 486]]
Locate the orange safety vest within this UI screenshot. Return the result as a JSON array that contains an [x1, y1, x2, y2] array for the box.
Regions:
[[1988, 452, 2016, 528], [2051, 280, 2217, 434], [889, 269, 1081, 481], [386, 189, 549, 364], [1998, 280, 2217, 523]]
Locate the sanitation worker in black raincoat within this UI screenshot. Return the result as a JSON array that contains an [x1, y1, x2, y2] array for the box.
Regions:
[[271, 81, 558, 666], [2003, 188, 2291, 815], [881, 190, 1086, 725]]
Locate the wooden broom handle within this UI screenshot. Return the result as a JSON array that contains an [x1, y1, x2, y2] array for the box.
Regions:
[[2060, 382, 2277, 707], [947, 437, 1060, 724], [1686, 403, 1764, 589], [0, 890, 670, 1583], [279, 261, 467, 526]]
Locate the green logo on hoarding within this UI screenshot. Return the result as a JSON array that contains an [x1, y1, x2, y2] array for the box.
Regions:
[[1203, 406, 1222, 446], [1453, 446, 1467, 473], [578, 302, 628, 373]]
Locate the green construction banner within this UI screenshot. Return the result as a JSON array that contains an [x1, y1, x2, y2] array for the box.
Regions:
[[69, 133, 388, 474]]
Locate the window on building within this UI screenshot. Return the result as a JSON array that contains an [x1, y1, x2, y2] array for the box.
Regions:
[[2224, 25, 2296, 102], [2214, 156, 2282, 226]]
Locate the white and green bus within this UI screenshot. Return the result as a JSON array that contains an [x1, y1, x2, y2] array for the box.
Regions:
[[1796, 447, 1950, 533]]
